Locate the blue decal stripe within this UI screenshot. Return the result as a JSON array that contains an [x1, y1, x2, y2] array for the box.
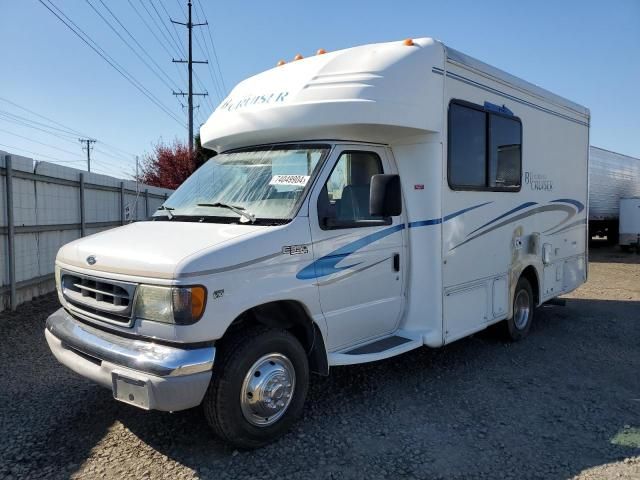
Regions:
[[467, 201, 537, 235], [552, 198, 584, 213], [442, 202, 493, 222], [408, 202, 492, 229], [298, 202, 491, 280], [408, 218, 441, 228], [296, 224, 405, 280]]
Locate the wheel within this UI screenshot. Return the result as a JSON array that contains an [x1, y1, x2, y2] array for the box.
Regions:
[[203, 326, 309, 449], [501, 276, 535, 341]]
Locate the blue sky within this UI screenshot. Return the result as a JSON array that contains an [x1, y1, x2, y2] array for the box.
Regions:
[[1, 0, 638, 178]]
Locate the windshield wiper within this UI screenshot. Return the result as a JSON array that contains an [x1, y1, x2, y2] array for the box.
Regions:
[[157, 205, 175, 219], [197, 202, 256, 223]]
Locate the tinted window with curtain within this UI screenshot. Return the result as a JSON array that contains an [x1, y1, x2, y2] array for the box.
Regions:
[[448, 103, 486, 188], [489, 115, 521, 188]]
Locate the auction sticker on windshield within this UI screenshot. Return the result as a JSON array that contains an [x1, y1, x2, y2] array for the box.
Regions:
[[269, 175, 310, 187]]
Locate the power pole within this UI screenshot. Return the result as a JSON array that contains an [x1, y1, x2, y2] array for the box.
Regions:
[[171, 1, 208, 154], [79, 138, 96, 172]]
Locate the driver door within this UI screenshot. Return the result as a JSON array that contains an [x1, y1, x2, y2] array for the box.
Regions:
[[306, 145, 405, 351]]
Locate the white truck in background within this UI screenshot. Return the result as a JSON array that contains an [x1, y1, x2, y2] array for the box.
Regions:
[[619, 197, 640, 251], [45, 37, 589, 448], [589, 146, 640, 242]]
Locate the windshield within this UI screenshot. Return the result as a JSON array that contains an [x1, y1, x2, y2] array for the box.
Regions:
[[154, 145, 329, 223]]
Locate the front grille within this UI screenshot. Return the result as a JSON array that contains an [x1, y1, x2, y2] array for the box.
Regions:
[[61, 272, 136, 326]]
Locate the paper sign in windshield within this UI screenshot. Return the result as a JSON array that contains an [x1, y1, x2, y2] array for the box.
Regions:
[[269, 175, 310, 187]]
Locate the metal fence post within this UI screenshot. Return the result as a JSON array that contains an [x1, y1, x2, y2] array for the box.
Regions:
[[79, 173, 86, 237], [5, 155, 17, 311], [120, 181, 125, 225], [144, 189, 149, 219]]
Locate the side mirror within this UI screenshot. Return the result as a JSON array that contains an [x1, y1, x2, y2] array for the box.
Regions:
[[370, 174, 402, 217]]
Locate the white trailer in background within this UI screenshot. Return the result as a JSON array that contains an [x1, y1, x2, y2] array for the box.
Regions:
[[589, 146, 640, 242], [45, 37, 590, 448], [619, 197, 640, 251]]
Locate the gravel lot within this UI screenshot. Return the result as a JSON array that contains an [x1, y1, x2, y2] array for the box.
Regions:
[[1, 245, 638, 480]]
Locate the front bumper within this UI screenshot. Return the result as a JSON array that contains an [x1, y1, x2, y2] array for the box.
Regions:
[[45, 308, 215, 411]]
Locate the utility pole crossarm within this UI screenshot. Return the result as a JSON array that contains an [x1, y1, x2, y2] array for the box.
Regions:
[[172, 59, 208, 64]]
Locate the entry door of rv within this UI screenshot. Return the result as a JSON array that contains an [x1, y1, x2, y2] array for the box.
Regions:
[[307, 145, 406, 351]]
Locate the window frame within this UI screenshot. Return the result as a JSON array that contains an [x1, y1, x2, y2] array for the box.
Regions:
[[447, 99, 523, 193], [317, 149, 392, 230]]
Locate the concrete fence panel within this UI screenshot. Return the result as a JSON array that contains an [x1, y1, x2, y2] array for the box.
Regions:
[[0, 150, 174, 311]]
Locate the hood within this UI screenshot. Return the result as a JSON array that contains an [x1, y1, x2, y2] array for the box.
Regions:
[[57, 221, 268, 279]]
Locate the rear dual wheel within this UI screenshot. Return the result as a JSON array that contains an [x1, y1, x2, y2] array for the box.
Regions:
[[501, 276, 535, 341], [203, 326, 309, 449]]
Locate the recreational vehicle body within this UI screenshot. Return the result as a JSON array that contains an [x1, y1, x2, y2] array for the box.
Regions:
[[45, 38, 590, 448]]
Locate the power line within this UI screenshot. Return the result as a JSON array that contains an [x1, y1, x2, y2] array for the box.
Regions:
[[0, 112, 81, 148], [193, 0, 227, 94], [0, 127, 87, 159], [38, 0, 185, 126], [0, 98, 135, 159], [150, 0, 185, 57], [0, 142, 86, 164], [96, 0, 180, 94], [139, 0, 182, 58], [0, 109, 79, 140], [94, 147, 132, 163], [192, 0, 225, 102], [126, 0, 188, 112], [0, 96, 89, 138], [85, 0, 179, 93]]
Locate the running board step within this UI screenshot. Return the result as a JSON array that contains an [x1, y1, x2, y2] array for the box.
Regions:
[[344, 335, 412, 355], [328, 332, 424, 366]]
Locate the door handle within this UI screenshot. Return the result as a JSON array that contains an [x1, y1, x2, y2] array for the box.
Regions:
[[393, 253, 400, 272]]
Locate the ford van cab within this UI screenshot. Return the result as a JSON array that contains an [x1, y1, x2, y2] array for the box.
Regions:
[[45, 38, 589, 448]]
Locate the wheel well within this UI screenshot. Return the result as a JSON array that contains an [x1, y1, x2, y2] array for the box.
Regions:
[[224, 301, 329, 376], [520, 265, 540, 306]]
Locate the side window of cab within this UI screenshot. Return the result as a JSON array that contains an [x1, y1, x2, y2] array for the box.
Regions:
[[317, 151, 388, 229]]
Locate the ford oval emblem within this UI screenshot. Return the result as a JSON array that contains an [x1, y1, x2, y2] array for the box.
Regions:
[[86, 255, 97, 265]]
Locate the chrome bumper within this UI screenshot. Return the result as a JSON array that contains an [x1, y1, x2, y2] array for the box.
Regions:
[[45, 308, 215, 411], [45, 308, 215, 377]]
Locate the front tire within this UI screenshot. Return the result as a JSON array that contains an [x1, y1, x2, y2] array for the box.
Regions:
[[203, 326, 309, 449], [501, 276, 535, 341]]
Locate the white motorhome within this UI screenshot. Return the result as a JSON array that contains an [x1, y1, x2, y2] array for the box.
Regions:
[[45, 38, 590, 448]]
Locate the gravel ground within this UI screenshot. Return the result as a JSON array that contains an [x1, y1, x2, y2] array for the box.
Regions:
[[1, 244, 638, 480]]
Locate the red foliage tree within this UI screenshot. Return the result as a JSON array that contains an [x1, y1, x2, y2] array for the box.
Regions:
[[136, 139, 196, 190]]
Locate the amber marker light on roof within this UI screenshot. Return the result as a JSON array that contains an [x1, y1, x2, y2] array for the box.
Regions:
[[294, 53, 304, 60], [403, 38, 415, 46], [277, 60, 286, 66], [316, 48, 327, 55]]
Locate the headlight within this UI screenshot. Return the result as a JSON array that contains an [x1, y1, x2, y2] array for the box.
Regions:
[[134, 285, 206, 325]]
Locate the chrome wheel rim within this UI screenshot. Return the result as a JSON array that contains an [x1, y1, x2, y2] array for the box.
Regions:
[[514, 289, 531, 330], [240, 353, 295, 427]]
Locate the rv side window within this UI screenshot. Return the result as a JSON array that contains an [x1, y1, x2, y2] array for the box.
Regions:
[[318, 151, 388, 229], [448, 100, 522, 191], [489, 114, 522, 188], [448, 103, 486, 188]]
